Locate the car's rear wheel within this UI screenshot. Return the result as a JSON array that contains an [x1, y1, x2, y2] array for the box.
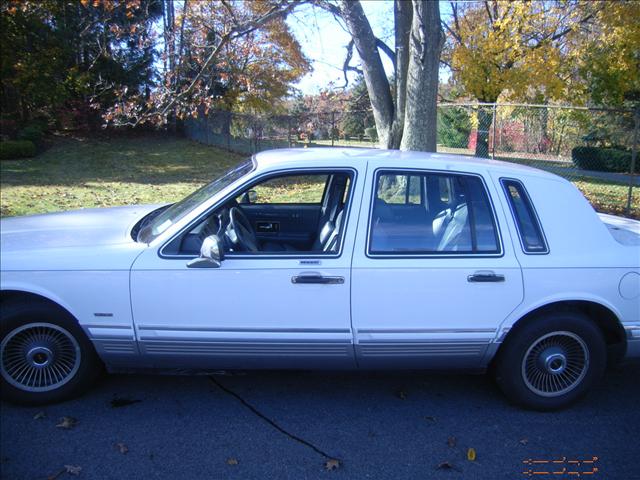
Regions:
[[0, 301, 102, 405], [495, 311, 606, 411]]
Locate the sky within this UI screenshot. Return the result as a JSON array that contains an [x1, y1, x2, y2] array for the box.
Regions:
[[286, 1, 453, 95]]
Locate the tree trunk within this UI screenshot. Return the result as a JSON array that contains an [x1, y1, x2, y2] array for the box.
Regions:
[[328, 0, 442, 151], [399, 0, 443, 152], [389, 0, 412, 149], [338, 1, 394, 148]]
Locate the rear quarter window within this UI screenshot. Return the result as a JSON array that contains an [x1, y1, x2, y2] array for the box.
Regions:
[[501, 178, 549, 254]]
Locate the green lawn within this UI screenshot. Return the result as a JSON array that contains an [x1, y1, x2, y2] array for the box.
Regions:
[[1, 135, 243, 217], [0, 134, 637, 219]]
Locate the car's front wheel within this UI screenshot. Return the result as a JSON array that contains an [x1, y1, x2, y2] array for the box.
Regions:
[[0, 301, 102, 405], [495, 311, 606, 411]]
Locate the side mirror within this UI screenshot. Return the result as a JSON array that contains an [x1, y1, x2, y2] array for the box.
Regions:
[[187, 235, 224, 268], [238, 189, 258, 204]]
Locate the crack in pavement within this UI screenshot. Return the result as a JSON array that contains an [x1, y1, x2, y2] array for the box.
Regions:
[[208, 376, 339, 462]]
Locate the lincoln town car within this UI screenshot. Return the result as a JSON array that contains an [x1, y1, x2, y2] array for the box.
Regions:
[[1, 148, 639, 410]]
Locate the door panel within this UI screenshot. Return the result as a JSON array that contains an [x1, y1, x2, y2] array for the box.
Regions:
[[130, 257, 354, 369], [241, 204, 321, 249], [351, 264, 522, 369]]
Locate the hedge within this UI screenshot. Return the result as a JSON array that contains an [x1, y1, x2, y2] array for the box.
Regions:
[[571, 146, 636, 174], [0, 140, 37, 160], [17, 125, 43, 144]]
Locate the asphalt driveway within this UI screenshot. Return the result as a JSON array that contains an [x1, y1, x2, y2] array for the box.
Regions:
[[1, 365, 639, 479]]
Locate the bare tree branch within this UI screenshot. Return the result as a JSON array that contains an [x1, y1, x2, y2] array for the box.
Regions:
[[442, 20, 461, 44], [342, 40, 362, 87], [375, 38, 396, 68]]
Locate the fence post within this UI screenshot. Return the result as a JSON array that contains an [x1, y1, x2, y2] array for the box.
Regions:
[[331, 111, 335, 147], [491, 103, 497, 159], [226, 111, 231, 150], [205, 114, 210, 146], [626, 108, 639, 216]]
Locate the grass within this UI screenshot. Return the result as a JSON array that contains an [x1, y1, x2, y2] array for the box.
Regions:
[[574, 179, 638, 218], [0, 134, 637, 219], [0, 135, 243, 217]]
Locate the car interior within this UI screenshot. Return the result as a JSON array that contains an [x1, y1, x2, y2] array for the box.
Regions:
[[370, 172, 498, 254], [165, 171, 353, 256]]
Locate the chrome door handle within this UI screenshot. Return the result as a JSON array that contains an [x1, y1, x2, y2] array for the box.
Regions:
[[291, 275, 345, 285], [467, 272, 505, 283]]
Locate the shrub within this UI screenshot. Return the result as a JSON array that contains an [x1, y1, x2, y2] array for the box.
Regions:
[[0, 140, 37, 160], [572, 146, 636, 173], [17, 125, 43, 144], [364, 126, 378, 142], [438, 107, 471, 148]]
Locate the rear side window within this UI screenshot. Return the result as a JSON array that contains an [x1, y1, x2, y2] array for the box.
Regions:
[[501, 179, 548, 254], [369, 170, 501, 255]]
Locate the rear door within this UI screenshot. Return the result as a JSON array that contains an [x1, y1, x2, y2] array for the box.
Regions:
[[351, 166, 524, 369]]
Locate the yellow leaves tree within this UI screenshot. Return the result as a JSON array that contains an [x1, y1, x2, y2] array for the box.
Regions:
[[443, 1, 601, 156], [576, 1, 640, 107]]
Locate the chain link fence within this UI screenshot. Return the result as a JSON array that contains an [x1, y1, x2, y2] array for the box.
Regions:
[[184, 104, 638, 218]]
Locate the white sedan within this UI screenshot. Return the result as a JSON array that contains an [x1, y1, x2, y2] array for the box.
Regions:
[[1, 148, 639, 410]]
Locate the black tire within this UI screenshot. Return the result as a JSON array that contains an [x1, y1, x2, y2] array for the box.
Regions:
[[494, 311, 606, 411], [0, 301, 103, 405]]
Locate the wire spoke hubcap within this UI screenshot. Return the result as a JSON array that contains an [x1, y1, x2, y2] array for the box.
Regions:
[[522, 331, 589, 398], [1, 323, 81, 392]]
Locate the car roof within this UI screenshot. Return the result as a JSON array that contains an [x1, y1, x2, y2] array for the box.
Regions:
[[253, 147, 564, 182]]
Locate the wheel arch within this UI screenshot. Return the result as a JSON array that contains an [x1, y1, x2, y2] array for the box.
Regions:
[[1, 289, 78, 323], [494, 300, 626, 365]]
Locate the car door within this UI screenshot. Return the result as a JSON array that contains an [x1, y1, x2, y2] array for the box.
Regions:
[[129, 168, 362, 370], [351, 165, 524, 369]]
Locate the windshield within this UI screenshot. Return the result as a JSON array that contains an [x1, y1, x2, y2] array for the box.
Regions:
[[137, 158, 255, 243]]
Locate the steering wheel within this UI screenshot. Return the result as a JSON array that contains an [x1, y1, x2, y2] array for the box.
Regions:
[[227, 207, 259, 252]]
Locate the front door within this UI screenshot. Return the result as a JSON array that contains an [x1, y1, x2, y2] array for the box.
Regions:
[[129, 169, 360, 370], [351, 167, 524, 369]]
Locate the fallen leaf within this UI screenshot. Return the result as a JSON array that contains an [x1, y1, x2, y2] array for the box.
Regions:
[[56, 417, 78, 429], [447, 436, 456, 448], [424, 416, 436, 422], [325, 458, 341, 471], [519, 438, 529, 445], [436, 461, 456, 471], [467, 447, 476, 461], [395, 389, 407, 400], [33, 411, 46, 420], [115, 443, 129, 454], [226, 457, 238, 466], [110, 396, 141, 408], [46, 469, 65, 480], [65, 465, 82, 476]]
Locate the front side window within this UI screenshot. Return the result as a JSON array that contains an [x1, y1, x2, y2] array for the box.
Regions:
[[369, 170, 500, 255], [168, 170, 354, 257], [240, 175, 328, 204], [501, 179, 548, 254]]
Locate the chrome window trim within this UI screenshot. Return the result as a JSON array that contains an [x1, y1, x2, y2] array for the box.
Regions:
[[158, 167, 358, 260], [365, 167, 504, 259], [500, 177, 550, 255]]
